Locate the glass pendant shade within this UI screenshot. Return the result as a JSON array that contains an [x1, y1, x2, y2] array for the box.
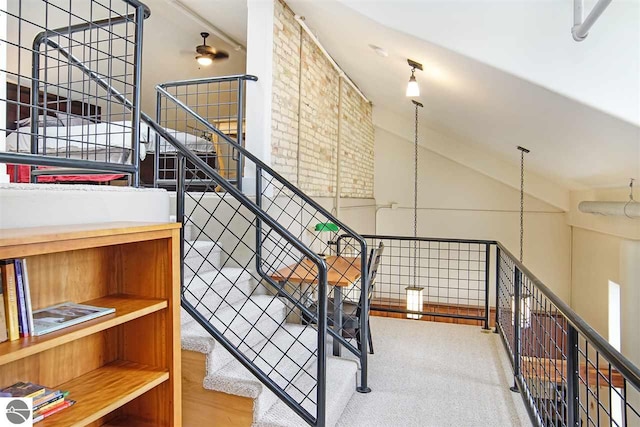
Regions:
[[406, 286, 424, 319], [511, 294, 532, 328], [406, 74, 420, 97]]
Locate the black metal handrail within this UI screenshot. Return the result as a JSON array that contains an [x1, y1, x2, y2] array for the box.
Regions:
[[496, 242, 640, 390]]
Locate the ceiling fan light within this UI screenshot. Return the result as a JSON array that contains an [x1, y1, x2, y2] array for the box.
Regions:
[[196, 54, 213, 66], [406, 74, 420, 97]]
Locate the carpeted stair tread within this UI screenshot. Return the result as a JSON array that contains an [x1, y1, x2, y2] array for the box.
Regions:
[[181, 295, 286, 356], [184, 240, 222, 274], [203, 324, 320, 417], [252, 356, 358, 427], [183, 267, 256, 309]]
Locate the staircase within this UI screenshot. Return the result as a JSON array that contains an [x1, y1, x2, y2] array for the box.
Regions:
[[147, 76, 370, 427], [180, 239, 358, 426]]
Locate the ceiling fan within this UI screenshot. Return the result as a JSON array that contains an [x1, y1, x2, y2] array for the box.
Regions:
[[195, 32, 229, 66]]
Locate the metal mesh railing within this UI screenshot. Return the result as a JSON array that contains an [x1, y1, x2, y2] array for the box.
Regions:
[[496, 243, 640, 427], [143, 75, 255, 189], [153, 80, 369, 424], [140, 116, 330, 425], [337, 235, 491, 328], [496, 246, 517, 362], [155, 83, 370, 390], [0, 0, 149, 184]]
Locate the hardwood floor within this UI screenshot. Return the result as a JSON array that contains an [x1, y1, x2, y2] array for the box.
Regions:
[[182, 350, 253, 427], [371, 299, 496, 327]]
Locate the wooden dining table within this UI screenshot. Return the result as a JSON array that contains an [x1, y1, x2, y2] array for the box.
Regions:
[[269, 255, 362, 356]]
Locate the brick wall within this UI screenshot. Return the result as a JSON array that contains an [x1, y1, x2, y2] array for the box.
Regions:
[[271, 0, 374, 198]]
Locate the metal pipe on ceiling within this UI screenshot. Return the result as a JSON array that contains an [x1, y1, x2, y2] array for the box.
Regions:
[[572, 0, 613, 41], [578, 201, 640, 218], [294, 15, 370, 104]]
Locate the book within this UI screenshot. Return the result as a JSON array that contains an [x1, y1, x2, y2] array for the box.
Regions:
[[21, 258, 35, 336], [32, 302, 115, 336], [14, 260, 29, 338], [33, 399, 75, 423], [1, 381, 46, 399], [33, 388, 67, 409], [0, 260, 20, 341], [34, 395, 65, 415], [0, 273, 8, 342]]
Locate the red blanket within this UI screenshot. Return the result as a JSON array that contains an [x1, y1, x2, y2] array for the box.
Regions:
[[7, 165, 125, 183]]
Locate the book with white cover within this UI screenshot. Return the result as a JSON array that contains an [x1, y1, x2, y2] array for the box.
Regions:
[[32, 302, 115, 336]]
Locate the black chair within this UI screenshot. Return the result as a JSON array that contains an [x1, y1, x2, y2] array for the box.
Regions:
[[302, 243, 384, 354], [336, 242, 384, 354]]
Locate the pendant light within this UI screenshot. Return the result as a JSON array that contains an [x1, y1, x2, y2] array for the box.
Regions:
[[406, 100, 424, 319], [405, 59, 423, 97]]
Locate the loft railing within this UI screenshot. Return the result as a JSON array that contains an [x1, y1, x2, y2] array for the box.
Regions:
[[337, 235, 493, 328], [155, 83, 371, 397], [496, 243, 640, 427], [339, 233, 640, 426], [148, 75, 256, 190], [0, 0, 150, 185]]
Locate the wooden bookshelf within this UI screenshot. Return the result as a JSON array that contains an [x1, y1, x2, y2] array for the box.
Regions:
[[0, 222, 181, 426]]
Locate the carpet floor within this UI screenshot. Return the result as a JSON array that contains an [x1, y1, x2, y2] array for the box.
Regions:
[[336, 316, 530, 427]]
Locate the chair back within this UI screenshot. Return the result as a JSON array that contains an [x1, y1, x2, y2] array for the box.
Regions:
[[366, 242, 384, 301]]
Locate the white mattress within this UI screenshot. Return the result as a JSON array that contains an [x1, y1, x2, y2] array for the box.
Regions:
[[6, 121, 214, 163]]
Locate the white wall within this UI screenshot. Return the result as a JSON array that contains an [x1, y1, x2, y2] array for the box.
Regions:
[[0, 184, 170, 229], [374, 126, 572, 301], [571, 228, 620, 337], [570, 228, 640, 373], [243, 0, 274, 193], [620, 240, 640, 367]]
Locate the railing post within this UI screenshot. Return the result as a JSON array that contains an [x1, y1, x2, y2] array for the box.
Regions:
[[316, 265, 328, 427], [511, 266, 521, 393], [235, 77, 244, 192], [567, 324, 579, 426], [130, 6, 145, 188], [494, 245, 501, 334], [357, 240, 371, 394], [176, 154, 186, 292], [154, 90, 162, 188], [483, 243, 491, 330]]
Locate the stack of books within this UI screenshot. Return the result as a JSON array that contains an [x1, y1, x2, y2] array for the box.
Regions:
[[1, 381, 75, 423], [0, 259, 115, 342]]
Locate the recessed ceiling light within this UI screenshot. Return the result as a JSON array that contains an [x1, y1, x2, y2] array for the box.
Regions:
[[368, 44, 388, 57]]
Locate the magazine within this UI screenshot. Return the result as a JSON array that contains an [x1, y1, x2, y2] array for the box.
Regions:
[[32, 302, 115, 336]]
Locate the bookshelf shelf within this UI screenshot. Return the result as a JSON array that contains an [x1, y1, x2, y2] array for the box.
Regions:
[[0, 222, 181, 426], [0, 295, 167, 366], [41, 360, 169, 427]]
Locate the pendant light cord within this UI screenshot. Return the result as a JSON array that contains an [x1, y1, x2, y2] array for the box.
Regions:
[[413, 102, 419, 286], [412, 101, 423, 286], [517, 146, 529, 264]]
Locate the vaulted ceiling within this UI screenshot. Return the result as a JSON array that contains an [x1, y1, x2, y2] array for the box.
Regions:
[[156, 0, 639, 202]]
